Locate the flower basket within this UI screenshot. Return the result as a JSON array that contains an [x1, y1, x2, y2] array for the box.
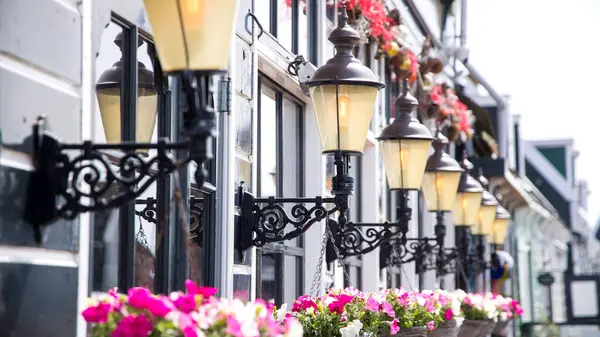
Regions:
[[491, 320, 509, 337], [395, 327, 430, 337], [429, 319, 463, 337], [478, 320, 497, 336], [457, 320, 487, 337]]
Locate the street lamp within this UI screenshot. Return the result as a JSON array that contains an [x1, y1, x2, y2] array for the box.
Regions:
[[238, 6, 393, 261], [23, 1, 239, 226], [419, 132, 463, 276], [452, 152, 483, 290]]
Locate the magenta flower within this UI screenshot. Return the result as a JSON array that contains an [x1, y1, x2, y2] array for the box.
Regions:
[[226, 316, 244, 337], [427, 321, 435, 331], [127, 287, 152, 309], [382, 301, 395, 318], [82, 302, 111, 323], [185, 280, 218, 298], [444, 308, 454, 321], [111, 315, 153, 337], [173, 294, 197, 313], [292, 295, 318, 312], [388, 318, 400, 334], [365, 298, 380, 312], [108, 288, 124, 310], [464, 296, 472, 306], [328, 294, 354, 314]]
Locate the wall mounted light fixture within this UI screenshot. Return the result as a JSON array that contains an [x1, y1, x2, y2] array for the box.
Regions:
[[22, 1, 238, 236], [237, 7, 435, 263]]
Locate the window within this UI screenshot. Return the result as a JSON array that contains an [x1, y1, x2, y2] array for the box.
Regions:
[[254, 0, 310, 56], [255, 76, 304, 305]]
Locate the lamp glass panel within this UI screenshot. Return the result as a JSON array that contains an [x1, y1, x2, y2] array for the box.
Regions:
[[451, 191, 482, 226], [492, 218, 510, 244], [143, 0, 237, 72], [473, 204, 497, 235], [310, 84, 378, 153], [421, 171, 462, 211], [380, 139, 431, 190], [97, 88, 157, 144]]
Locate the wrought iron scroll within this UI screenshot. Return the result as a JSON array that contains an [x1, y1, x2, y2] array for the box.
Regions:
[[237, 184, 337, 252], [135, 196, 204, 246], [327, 220, 403, 263]]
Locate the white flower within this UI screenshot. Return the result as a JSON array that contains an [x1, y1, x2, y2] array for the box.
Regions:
[[340, 320, 363, 337], [286, 319, 304, 337], [276, 303, 288, 321]]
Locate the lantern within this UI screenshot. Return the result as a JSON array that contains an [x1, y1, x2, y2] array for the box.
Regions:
[[378, 79, 433, 190], [307, 7, 384, 154], [142, 0, 238, 72], [96, 33, 157, 148], [451, 154, 483, 226], [492, 205, 511, 245], [421, 133, 463, 211]]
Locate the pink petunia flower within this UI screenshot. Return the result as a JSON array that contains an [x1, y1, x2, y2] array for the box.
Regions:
[[226, 316, 244, 337], [82, 302, 111, 323], [388, 318, 400, 334], [427, 321, 435, 332], [292, 295, 318, 312], [185, 280, 218, 299], [111, 315, 153, 337], [173, 294, 197, 314], [444, 308, 454, 321], [365, 298, 380, 312], [382, 301, 395, 318], [328, 294, 354, 314]]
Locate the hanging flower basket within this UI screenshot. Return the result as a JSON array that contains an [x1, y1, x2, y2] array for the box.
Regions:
[[457, 319, 487, 337], [491, 320, 509, 336], [428, 318, 463, 337], [398, 327, 430, 337], [478, 320, 497, 337]]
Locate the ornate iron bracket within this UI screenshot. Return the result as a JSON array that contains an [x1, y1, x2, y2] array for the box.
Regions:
[[326, 219, 403, 263], [22, 71, 220, 228], [135, 196, 204, 246], [236, 182, 336, 253]]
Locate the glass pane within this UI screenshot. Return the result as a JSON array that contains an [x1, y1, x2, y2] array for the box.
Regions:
[[235, 156, 252, 193], [255, 0, 272, 36], [278, 0, 293, 51], [93, 209, 120, 291], [233, 273, 252, 301], [188, 193, 207, 285], [260, 253, 278, 302], [259, 86, 277, 197], [283, 255, 301, 305], [326, 0, 336, 24], [298, 0, 308, 57]]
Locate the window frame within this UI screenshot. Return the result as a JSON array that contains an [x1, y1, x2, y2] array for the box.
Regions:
[[255, 74, 305, 305]]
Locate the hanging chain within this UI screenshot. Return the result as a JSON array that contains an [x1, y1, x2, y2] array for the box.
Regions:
[[136, 215, 150, 249], [326, 221, 353, 287], [310, 213, 330, 297]]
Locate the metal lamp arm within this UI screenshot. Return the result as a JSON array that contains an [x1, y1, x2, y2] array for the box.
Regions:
[[327, 220, 403, 263]]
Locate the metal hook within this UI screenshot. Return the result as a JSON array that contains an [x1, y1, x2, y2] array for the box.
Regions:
[[244, 10, 264, 45], [287, 55, 306, 77]]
